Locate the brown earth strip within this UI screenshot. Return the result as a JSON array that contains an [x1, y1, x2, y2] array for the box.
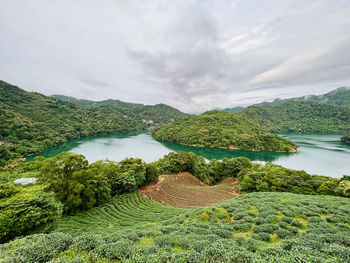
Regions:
[[140, 172, 239, 208]]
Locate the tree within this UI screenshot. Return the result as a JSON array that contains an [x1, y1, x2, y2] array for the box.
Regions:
[[145, 162, 160, 184], [34, 152, 110, 212]]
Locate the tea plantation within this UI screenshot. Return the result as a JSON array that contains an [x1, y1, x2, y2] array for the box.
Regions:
[[1, 192, 349, 263]]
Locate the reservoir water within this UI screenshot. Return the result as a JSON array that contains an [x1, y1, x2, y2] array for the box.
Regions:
[[28, 131, 350, 178]]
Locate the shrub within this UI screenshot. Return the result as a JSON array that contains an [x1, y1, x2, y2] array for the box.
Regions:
[[253, 224, 276, 234], [252, 232, 271, 241], [0, 186, 62, 243], [93, 239, 132, 261]]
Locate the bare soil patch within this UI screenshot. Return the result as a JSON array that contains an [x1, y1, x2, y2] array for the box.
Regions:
[[140, 172, 239, 208]]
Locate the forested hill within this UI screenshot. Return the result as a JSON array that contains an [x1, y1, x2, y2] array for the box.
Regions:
[[239, 101, 350, 134], [254, 87, 350, 107], [51, 94, 186, 124], [0, 80, 186, 163], [223, 87, 350, 114], [51, 94, 143, 109], [152, 111, 297, 152]]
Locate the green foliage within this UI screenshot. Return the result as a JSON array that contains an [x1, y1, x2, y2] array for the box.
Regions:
[[0, 80, 186, 164], [145, 162, 160, 184], [155, 151, 251, 184], [239, 101, 350, 134], [251, 87, 350, 108], [156, 152, 209, 181], [0, 184, 62, 243], [33, 153, 160, 212], [152, 110, 297, 152], [237, 163, 350, 198], [1, 192, 349, 263], [0, 146, 12, 167], [34, 152, 110, 212], [341, 134, 350, 144], [335, 179, 350, 197], [207, 157, 252, 184]]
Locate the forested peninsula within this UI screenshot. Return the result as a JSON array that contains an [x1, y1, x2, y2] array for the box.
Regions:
[[341, 134, 350, 144], [0, 80, 186, 164], [152, 111, 297, 152]]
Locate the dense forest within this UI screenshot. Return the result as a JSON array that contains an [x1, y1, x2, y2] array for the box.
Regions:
[[223, 87, 350, 117], [152, 111, 297, 152], [0, 81, 186, 164], [238, 101, 350, 134], [51, 95, 185, 124]]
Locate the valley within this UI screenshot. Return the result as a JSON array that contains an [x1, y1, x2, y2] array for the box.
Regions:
[[1, 82, 350, 263]]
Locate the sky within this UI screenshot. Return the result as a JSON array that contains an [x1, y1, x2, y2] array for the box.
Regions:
[[1, 0, 350, 112]]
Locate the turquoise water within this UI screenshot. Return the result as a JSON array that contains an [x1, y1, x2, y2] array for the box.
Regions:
[[28, 131, 350, 178]]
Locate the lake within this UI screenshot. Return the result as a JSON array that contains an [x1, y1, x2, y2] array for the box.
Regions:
[[28, 131, 350, 178]]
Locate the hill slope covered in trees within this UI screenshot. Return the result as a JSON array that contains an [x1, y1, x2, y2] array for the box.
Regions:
[[152, 111, 297, 152], [0, 80, 186, 163], [238, 101, 350, 134], [223, 87, 350, 116], [253, 87, 350, 108]]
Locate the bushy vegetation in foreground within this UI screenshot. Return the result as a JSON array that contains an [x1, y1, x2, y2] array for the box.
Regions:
[[1, 151, 349, 245], [0, 183, 62, 243], [341, 134, 350, 144], [1, 192, 349, 263], [33, 152, 159, 213], [239, 101, 350, 134], [238, 163, 350, 197], [152, 111, 297, 152], [0, 80, 186, 164]]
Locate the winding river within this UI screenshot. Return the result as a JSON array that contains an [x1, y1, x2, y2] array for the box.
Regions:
[[28, 131, 350, 178]]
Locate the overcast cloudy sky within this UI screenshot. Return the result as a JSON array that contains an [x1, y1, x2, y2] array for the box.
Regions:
[[1, 0, 350, 112]]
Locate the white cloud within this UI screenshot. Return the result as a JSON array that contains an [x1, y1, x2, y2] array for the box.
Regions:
[[0, 0, 349, 112]]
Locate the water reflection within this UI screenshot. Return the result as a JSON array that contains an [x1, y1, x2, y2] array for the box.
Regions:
[[158, 140, 293, 162], [27, 131, 350, 178]]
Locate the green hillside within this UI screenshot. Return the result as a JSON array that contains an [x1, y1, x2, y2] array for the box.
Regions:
[[223, 87, 350, 115], [223, 106, 245, 114], [239, 101, 350, 134], [1, 191, 349, 263], [52, 95, 186, 125], [0, 81, 186, 163], [152, 111, 297, 152], [254, 87, 350, 107]]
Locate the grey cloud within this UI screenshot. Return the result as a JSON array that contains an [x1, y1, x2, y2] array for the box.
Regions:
[[79, 78, 109, 88], [0, 0, 350, 112]]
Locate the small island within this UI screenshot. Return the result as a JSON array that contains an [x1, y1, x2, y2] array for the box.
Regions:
[[152, 111, 297, 152], [341, 134, 350, 144]]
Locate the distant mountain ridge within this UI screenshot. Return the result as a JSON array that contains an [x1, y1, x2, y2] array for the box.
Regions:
[[51, 95, 143, 109], [0, 80, 186, 161], [253, 87, 350, 108], [238, 101, 350, 134], [223, 87, 350, 113], [51, 94, 186, 124]]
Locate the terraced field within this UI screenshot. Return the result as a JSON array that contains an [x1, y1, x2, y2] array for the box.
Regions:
[[58, 192, 191, 234], [140, 172, 239, 208], [3, 192, 350, 263]]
